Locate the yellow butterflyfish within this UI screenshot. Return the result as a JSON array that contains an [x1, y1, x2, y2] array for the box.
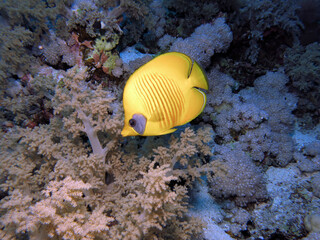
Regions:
[[121, 52, 208, 137]]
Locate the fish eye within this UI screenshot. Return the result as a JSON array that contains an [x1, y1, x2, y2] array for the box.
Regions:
[[128, 114, 146, 135], [129, 119, 136, 127]]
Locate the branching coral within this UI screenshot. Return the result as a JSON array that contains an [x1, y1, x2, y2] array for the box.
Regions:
[[0, 126, 211, 239], [0, 189, 33, 239], [29, 177, 113, 240], [112, 163, 189, 239], [54, 65, 123, 158], [0, 62, 214, 239], [0, 177, 114, 240]]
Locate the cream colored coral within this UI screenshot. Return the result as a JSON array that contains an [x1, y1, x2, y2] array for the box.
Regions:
[[29, 177, 114, 240], [0, 63, 212, 239], [54, 65, 122, 158]]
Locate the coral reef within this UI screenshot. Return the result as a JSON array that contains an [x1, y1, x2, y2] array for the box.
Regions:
[[86, 35, 123, 77], [0, 26, 36, 84], [0, 0, 71, 84], [0, 65, 215, 239], [310, 173, 320, 198], [284, 42, 320, 128], [297, 0, 320, 45], [163, 0, 220, 38], [169, 17, 233, 68], [1, 68, 56, 126], [252, 166, 308, 238], [304, 213, 320, 233], [1, 0, 320, 239], [206, 69, 297, 167], [236, 0, 303, 64], [42, 34, 80, 68], [294, 138, 320, 173], [208, 144, 267, 207]]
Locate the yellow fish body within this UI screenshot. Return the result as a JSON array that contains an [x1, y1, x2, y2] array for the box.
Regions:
[[121, 52, 208, 137]]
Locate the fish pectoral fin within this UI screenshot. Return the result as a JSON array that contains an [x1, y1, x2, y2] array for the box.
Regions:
[[149, 109, 165, 122], [180, 88, 206, 126], [159, 128, 177, 135]]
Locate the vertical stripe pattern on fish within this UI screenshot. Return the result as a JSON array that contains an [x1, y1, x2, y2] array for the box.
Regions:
[[121, 52, 208, 136]]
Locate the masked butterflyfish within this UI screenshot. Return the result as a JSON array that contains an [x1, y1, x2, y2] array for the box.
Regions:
[[121, 52, 208, 137]]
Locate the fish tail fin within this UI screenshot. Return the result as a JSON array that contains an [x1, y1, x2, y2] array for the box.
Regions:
[[180, 88, 207, 125], [189, 61, 209, 90]]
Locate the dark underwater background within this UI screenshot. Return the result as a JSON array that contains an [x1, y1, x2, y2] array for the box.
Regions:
[[0, 0, 320, 239]]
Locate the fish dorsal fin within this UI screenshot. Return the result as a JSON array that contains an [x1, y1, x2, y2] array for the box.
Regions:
[[142, 52, 193, 80]]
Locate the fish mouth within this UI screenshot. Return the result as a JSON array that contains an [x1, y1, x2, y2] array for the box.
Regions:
[[121, 126, 139, 137], [121, 128, 130, 137]]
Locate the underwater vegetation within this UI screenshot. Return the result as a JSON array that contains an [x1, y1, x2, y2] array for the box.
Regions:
[[0, 0, 320, 239]]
